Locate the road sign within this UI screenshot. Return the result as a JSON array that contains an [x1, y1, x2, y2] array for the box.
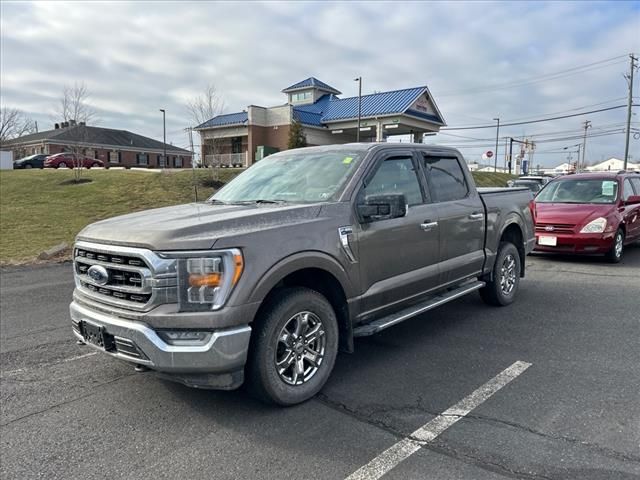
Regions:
[[485, 151, 494, 158]]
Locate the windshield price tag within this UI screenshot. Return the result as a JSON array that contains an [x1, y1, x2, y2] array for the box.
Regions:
[[602, 181, 615, 196]]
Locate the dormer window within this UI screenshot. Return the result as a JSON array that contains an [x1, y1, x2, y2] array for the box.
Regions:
[[290, 91, 313, 103]]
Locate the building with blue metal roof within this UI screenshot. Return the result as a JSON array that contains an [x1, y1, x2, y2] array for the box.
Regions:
[[195, 77, 445, 166]]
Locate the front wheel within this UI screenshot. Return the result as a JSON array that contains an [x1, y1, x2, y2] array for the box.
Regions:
[[57, 162, 67, 168], [605, 229, 624, 263], [246, 287, 339, 406], [24, 164, 33, 169], [480, 241, 521, 306]]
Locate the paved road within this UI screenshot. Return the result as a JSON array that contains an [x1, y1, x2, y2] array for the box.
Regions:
[[1, 248, 639, 480]]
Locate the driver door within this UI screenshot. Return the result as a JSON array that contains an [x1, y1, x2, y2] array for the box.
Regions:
[[356, 151, 440, 319]]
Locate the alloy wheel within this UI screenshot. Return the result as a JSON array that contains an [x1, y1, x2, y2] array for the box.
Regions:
[[499, 253, 517, 295], [275, 311, 326, 386]]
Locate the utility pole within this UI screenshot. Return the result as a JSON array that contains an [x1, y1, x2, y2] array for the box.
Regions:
[[493, 117, 500, 172], [623, 53, 637, 170], [159, 109, 166, 168], [581, 120, 591, 171], [354, 77, 362, 142], [508, 137, 513, 174], [186, 127, 198, 202]]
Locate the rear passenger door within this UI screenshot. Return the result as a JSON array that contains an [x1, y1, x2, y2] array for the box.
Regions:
[[420, 153, 486, 286], [623, 178, 640, 241]]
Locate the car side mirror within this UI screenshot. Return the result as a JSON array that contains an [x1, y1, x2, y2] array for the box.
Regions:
[[625, 195, 640, 205], [358, 194, 407, 222]]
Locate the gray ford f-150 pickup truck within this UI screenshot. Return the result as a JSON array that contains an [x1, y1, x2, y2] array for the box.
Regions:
[[70, 143, 535, 405]]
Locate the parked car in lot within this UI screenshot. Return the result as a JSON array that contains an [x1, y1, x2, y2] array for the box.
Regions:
[[532, 172, 640, 262], [507, 175, 552, 188], [44, 153, 104, 169], [13, 154, 49, 169], [509, 179, 543, 194], [70, 143, 534, 405]]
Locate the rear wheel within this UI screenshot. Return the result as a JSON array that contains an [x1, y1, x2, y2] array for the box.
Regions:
[[24, 164, 33, 169], [58, 161, 67, 168], [605, 229, 624, 263], [480, 241, 521, 306], [92, 162, 100, 168], [246, 287, 338, 406]]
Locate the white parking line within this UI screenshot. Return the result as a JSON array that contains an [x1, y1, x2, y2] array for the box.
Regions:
[[345, 360, 532, 480]]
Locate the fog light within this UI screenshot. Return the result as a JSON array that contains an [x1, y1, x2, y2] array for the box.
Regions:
[[157, 331, 212, 346]]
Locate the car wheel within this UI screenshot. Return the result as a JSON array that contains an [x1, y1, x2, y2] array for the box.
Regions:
[[246, 287, 339, 406], [605, 229, 624, 263], [58, 162, 67, 168], [24, 164, 33, 169], [92, 162, 100, 168], [479, 241, 521, 306]]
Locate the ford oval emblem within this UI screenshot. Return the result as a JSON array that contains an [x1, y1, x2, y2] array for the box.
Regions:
[[545, 226, 555, 232], [87, 265, 109, 285]]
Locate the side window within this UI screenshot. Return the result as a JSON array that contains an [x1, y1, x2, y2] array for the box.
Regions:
[[630, 178, 640, 195], [422, 156, 469, 202], [623, 179, 635, 201], [361, 156, 423, 206]]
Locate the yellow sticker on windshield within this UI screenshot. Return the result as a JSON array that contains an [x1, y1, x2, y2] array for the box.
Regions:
[[342, 156, 353, 164]]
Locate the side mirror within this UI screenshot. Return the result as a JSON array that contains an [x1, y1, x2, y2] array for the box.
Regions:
[[625, 195, 640, 205], [358, 194, 407, 222]]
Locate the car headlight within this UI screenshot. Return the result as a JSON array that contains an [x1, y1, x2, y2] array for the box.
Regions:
[[579, 217, 607, 234], [159, 249, 243, 311]]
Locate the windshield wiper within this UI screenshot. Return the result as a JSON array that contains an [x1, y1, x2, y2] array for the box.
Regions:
[[232, 199, 287, 204], [207, 199, 228, 205]]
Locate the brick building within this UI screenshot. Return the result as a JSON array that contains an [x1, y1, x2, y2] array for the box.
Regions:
[[3, 122, 192, 168], [195, 77, 446, 167]]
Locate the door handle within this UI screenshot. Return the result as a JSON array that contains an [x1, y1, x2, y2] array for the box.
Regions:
[[420, 221, 438, 231], [468, 212, 484, 220]]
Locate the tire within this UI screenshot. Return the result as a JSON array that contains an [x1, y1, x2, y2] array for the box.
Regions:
[[605, 228, 624, 263], [92, 162, 100, 168], [24, 164, 33, 169], [246, 287, 339, 406], [58, 162, 67, 168], [479, 241, 521, 306]]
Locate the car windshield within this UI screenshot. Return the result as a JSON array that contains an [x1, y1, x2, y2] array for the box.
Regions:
[[211, 149, 364, 204], [536, 178, 619, 204]]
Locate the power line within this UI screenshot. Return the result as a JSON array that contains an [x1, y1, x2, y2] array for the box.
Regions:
[[442, 104, 635, 130], [438, 55, 629, 97]]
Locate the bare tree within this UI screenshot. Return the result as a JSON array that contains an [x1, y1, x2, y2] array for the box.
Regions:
[[55, 82, 97, 124], [0, 107, 36, 146], [186, 84, 226, 180], [54, 82, 97, 182]]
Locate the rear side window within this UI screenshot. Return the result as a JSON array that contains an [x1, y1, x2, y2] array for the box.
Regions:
[[630, 177, 640, 194], [422, 156, 469, 202]]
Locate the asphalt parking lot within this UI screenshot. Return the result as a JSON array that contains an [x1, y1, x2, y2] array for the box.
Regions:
[[1, 248, 639, 480]]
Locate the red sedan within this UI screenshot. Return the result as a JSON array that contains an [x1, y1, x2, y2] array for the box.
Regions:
[[44, 153, 104, 169], [532, 172, 640, 262]]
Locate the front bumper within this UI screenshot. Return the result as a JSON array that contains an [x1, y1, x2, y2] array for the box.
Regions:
[[533, 231, 615, 254], [70, 300, 251, 389]]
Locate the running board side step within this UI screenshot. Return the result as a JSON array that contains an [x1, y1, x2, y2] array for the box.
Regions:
[[353, 280, 485, 337]]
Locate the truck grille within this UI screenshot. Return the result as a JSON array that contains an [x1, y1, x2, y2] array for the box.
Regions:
[[535, 223, 576, 234], [73, 242, 177, 312]]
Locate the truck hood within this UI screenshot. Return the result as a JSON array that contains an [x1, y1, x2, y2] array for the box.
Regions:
[[533, 202, 614, 226], [76, 202, 323, 251]]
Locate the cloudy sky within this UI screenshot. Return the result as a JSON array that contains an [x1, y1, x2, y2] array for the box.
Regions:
[[1, 0, 639, 167]]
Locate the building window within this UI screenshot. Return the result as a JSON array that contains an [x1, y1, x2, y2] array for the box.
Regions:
[[175, 156, 183, 168], [231, 137, 243, 154], [137, 153, 148, 165], [291, 91, 312, 102], [109, 151, 120, 163]]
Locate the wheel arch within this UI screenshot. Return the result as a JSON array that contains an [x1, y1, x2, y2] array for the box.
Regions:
[[499, 221, 526, 277]]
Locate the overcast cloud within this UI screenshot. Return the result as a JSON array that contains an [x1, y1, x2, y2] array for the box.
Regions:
[[1, 0, 639, 167]]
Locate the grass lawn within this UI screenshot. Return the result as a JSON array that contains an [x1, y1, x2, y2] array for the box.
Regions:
[[0, 168, 516, 264]]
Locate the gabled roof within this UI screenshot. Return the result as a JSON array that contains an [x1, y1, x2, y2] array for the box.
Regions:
[[195, 111, 248, 129], [3, 125, 191, 153], [282, 77, 341, 95]]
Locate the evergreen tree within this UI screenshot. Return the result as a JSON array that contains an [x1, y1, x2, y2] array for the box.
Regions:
[[287, 120, 307, 149]]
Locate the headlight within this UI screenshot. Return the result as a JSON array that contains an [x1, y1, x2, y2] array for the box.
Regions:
[[160, 249, 243, 311], [579, 217, 607, 234]]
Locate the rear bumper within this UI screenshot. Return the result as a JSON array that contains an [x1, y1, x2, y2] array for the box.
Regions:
[[533, 232, 615, 254], [70, 300, 251, 389]]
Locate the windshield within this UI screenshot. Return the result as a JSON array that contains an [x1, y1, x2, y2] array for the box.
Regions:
[[536, 178, 619, 204], [211, 149, 364, 204]]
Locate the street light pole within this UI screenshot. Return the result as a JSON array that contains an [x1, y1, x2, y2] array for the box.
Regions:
[[354, 77, 362, 143], [493, 117, 500, 172], [160, 109, 166, 168], [581, 120, 591, 171]]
